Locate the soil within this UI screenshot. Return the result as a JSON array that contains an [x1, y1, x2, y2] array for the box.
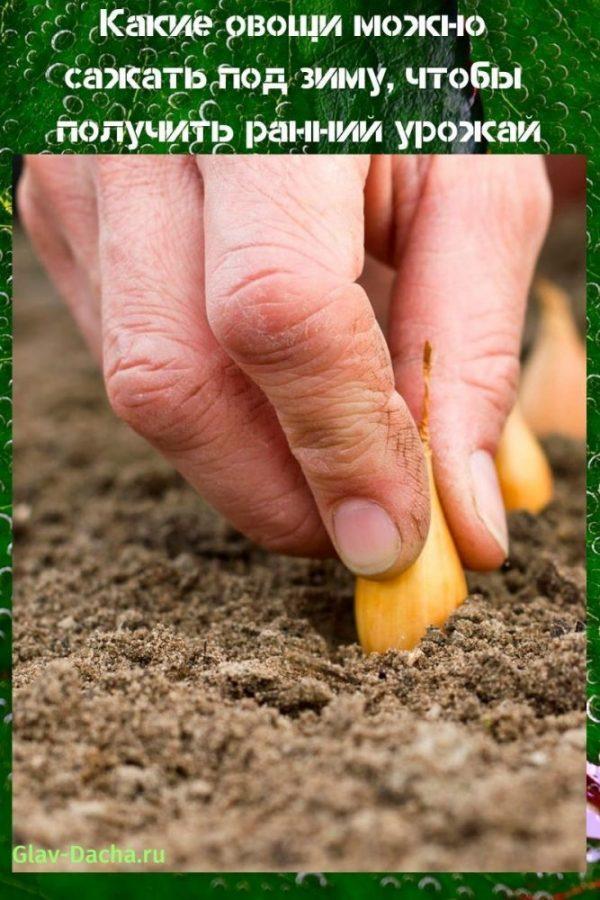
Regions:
[[13, 227, 586, 873]]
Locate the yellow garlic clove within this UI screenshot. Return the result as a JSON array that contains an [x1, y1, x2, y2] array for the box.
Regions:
[[355, 449, 467, 654], [520, 277, 586, 439], [495, 403, 553, 514]]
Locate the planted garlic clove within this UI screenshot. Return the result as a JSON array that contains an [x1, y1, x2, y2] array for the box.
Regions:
[[355, 450, 467, 653], [355, 342, 467, 654], [520, 278, 586, 439], [495, 403, 554, 514]]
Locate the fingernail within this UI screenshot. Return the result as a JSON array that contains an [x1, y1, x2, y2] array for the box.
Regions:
[[332, 499, 401, 576], [469, 450, 509, 557]]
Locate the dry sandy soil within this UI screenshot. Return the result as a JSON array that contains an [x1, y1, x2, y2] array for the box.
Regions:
[[13, 222, 586, 872]]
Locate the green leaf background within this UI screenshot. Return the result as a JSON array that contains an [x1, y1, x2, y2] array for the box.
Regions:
[[1, 0, 599, 895], [1, 0, 482, 154]]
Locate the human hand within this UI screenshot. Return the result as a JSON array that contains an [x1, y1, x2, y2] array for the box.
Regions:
[[19, 154, 550, 576]]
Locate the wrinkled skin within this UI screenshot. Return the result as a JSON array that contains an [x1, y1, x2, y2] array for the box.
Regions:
[[19, 155, 551, 576]]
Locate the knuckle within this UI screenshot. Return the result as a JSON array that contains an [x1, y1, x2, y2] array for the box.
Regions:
[[289, 390, 420, 491], [208, 264, 331, 366], [209, 274, 380, 386], [103, 327, 202, 447], [461, 348, 519, 419], [105, 347, 178, 434]]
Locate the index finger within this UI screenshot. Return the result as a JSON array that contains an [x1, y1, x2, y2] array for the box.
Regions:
[[197, 156, 430, 578]]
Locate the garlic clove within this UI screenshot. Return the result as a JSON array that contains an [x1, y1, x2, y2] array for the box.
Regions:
[[495, 402, 553, 514], [520, 278, 586, 439], [355, 449, 467, 654]]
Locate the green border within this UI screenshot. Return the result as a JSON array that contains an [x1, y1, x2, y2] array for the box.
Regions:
[[1, 0, 599, 895]]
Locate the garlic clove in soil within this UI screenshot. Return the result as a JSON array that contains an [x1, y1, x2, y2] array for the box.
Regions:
[[355, 450, 468, 653], [495, 402, 554, 514], [355, 342, 467, 654], [519, 277, 586, 439]]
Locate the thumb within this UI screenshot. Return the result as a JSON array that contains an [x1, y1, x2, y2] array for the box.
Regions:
[[389, 156, 552, 570]]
